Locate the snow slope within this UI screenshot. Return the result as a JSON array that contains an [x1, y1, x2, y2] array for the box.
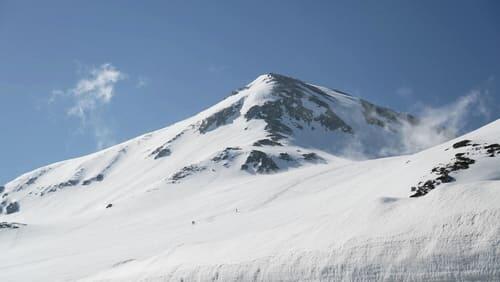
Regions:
[[0, 74, 499, 281]]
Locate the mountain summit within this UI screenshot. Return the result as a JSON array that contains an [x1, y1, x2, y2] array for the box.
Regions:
[[1, 73, 421, 204], [1, 74, 499, 281]]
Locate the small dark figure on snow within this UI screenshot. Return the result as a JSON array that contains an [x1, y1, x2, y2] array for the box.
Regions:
[[191, 220, 196, 225], [106, 204, 113, 209]]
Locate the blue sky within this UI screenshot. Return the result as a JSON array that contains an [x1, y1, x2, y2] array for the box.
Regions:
[[0, 0, 499, 184]]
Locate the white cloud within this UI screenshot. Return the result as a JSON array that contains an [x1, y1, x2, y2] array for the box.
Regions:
[[52, 63, 125, 149], [382, 90, 491, 155], [67, 63, 125, 120]]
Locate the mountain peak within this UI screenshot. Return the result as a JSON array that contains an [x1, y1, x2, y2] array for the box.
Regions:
[[1, 73, 424, 212]]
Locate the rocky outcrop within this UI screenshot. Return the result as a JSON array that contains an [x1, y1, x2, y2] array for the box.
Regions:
[[253, 139, 283, 147], [211, 147, 241, 163], [241, 150, 279, 174], [410, 140, 499, 197], [1, 199, 20, 215], [302, 152, 324, 162], [168, 165, 207, 183], [244, 74, 353, 140], [0, 222, 25, 229], [199, 99, 244, 134], [82, 174, 104, 186], [360, 99, 417, 128]]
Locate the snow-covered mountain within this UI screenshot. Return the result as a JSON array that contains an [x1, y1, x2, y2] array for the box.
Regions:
[[1, 73, 499, 281]]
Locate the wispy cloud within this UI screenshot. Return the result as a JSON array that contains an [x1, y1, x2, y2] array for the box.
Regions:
[[381, 89, 492, 156], [51, 63, 126, 149]]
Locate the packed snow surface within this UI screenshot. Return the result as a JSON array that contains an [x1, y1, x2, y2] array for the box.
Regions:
[[0, 74, 499, 281]]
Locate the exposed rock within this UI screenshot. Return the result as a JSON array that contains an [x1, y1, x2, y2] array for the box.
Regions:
[[302, 152, 324, 162], [485, 143, 500, 157], [245, 102, 293, 136], [452, 140, 471, 149], [150, 131, 187, 160], [168, 165, 207, 183], [153, 148, 171, 159], [253, 139, 283, 147], [410, 142, 498, 197], [199, 99, 244, 134], [0, 222, 26, 229], [0, 186, 4, 194], [360, 99, 417, 128], [241, 150, 279, 174], [57, 179, 80, 188], [26, 176, 38, 185], [5, 201, 20, 214], [82, 174, 105, 186], [211, 147, 241, 162], [38, 168, 86, 196], [449, 154, 475, 171], [278, 153, 293, 162], [314, 112, 353, 133], [14, 168, 51, 192], [245, 74, 353, 139]]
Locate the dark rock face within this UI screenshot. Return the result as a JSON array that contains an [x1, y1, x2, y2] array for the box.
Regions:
[[360, 99, 417, 128], [241, 150, 279, 174], [245, 102, 293, 137], [168, 165, 207, 183], [199, 99, 244, 134], [211, 147, 241, 163], [410, 141, 498, 197], [253, 139, 283, 147], [0, 186, 4, 194], [57, 179, 80, 188], [278, 153, 293, 162], [82, 174, 105, 186], [485, 143, 500, 157], [150, 131, 187, 160], [153, 148, 171, 159], [302, 152, 324, 162], [0, 222, 26, 229], [26, 176, 38, 185], [244, 74, 352, 140], [452, 140, 471, 149], [5, 201, 20, 214]]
